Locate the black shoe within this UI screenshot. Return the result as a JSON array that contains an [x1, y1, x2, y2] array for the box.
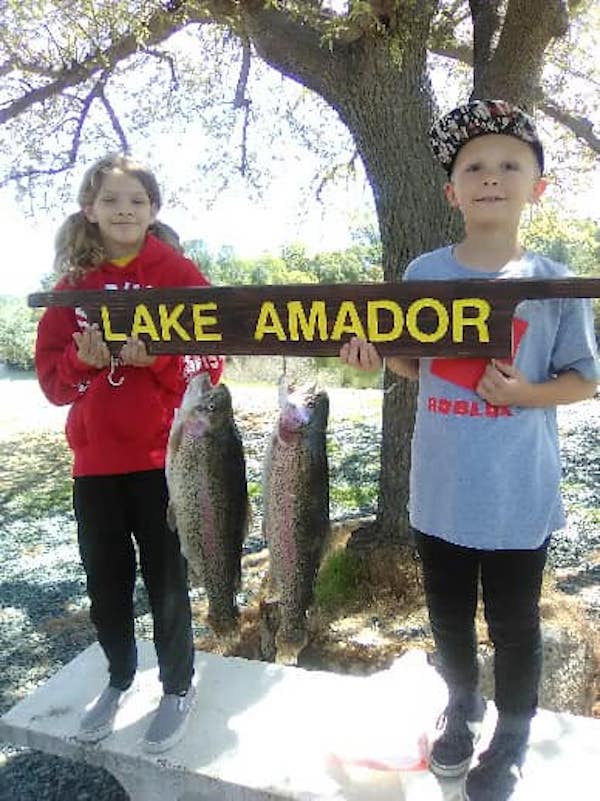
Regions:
[[429, 694, 486, 778], [464, 726, 529, 801]]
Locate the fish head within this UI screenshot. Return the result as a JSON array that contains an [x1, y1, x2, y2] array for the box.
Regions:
[[179, 375, 233, 440], [277, 383, 329, 444]]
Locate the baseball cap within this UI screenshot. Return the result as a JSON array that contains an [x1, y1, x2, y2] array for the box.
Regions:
[[429, 99, 545, 176]]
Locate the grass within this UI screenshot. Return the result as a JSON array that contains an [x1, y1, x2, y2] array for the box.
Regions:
[[329, 483, 377, 516], [314, 549, 368, 611], [0, 430, 72, 524]]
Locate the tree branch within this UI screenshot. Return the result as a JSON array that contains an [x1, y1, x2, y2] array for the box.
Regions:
[[0, 0, 353, 127], [0, 3, 193, 125], [473, 0, 571, 106], [97, 83, 130, 153], [143, 47, 179, 90], [0, 58, 58, 78], [239, 4, 340, 97], [0, 77, 103, 186], [233, 37, 252, 176], [315, 148, 359, 202], [541, 98, 600, 155], [468, 0, 501, 84], [429, 39, 600, 156], [430, 41, 473, 65]]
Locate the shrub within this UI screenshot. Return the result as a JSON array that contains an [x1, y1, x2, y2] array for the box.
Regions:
[[0, 296, 39, 370], [314, 549, 368, 611]]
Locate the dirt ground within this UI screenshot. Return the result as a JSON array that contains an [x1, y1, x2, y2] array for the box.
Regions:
[[191, 518, 600, 719]]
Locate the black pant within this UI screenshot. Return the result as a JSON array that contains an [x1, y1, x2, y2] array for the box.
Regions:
[[73, 470, 194, 695], [414, 530, 549, 719]]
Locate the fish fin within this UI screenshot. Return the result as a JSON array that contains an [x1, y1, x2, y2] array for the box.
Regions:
[[194, 371, 212, 395], [167, 410, 183, 462], [279, 373, 303, 405], [166, 501, 177, 532], [277, 375, 289, 408]]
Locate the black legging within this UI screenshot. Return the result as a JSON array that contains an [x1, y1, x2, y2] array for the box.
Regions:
[[74, 469, 194, 695], [414, 529, 549, 719]]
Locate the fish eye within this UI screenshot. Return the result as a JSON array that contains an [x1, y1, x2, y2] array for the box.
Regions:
[[207, 402, 216, 411]]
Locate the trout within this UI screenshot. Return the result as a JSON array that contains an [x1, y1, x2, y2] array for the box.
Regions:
[[262, 381, 330, 664], [166, 374, 248, 640]]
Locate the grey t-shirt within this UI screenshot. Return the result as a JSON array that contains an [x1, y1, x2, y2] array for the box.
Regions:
[[404, 246, 599, 550]]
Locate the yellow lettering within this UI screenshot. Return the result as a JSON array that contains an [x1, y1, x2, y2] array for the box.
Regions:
[[287, 301, 328, 341], [331, 301, 366, 341], [254, 301, 287, 341], [452, 298, 490, 343], [100, 305, 127, 341], [131, 304, 160, 340], [406, 298, 449, 343], [192, 303, 222, 341], [367, 300, 404, 342], [159, 304, 190, 341]]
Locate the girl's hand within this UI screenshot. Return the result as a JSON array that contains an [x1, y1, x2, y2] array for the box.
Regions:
[[72, 325, 110, 369], [476, 360, 532, 407], [340, 337, 383, 372], [119, 336, 156, 367]]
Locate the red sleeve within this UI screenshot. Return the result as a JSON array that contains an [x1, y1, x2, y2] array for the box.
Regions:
[[183, 354, 225, 386], [147, 354, 187, 400], [35, 305, 100, 406], [165, 251, 211, 288]]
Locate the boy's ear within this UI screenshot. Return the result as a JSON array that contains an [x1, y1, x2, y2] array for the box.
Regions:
[[444, 181, 460, 208], [530, 177, 548, 204]]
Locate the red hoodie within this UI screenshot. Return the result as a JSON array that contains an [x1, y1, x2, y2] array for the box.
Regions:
[[35, 234, 224, 476]]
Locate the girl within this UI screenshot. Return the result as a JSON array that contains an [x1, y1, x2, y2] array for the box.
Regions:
[[35, 154, 223, 753]]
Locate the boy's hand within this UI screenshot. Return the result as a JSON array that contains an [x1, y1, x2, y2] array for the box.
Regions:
[[476, 360, 532, 406], [340, 337, 382, 372], [72, 325, 110, 369], [119, 337, 156, 367]]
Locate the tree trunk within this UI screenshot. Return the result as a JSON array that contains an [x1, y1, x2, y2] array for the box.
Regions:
[[245, 5, 457, 545], [329, 32, 452, 545]]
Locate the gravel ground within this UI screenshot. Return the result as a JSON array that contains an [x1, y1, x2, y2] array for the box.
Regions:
[[0, 376, 598, 800]]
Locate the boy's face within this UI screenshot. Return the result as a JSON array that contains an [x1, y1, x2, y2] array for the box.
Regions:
[[444, 134, 546, 225], [84, 170, 157, 259]]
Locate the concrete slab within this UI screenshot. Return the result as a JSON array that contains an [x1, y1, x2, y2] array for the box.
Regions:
[[1, 641, 598, 800]]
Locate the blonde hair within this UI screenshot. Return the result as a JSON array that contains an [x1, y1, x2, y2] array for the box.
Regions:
[[54, 153, 183, 282]]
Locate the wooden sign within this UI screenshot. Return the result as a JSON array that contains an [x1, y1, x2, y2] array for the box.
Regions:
[[28, 278, 600, 358]]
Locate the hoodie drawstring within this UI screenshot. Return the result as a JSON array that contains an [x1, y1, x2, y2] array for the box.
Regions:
[[107, 355, 125, 387]]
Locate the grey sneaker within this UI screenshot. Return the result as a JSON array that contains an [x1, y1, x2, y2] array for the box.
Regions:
[[142, 686, 195, 753], [78, 685, 124, 743]]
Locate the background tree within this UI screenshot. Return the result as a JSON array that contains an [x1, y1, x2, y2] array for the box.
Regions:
[[1, 0, 598, 547]]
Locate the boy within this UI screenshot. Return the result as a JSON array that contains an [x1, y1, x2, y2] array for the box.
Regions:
[[341, 99, 599, 801]]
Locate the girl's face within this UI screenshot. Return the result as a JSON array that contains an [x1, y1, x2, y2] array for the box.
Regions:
[[84, 170, 157, 259]]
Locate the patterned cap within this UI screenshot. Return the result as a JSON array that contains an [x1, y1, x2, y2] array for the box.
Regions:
[[429, 99, 544, 176]]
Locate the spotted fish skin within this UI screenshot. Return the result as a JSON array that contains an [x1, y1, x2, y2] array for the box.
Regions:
[[166, 374, 248, 639], [262, 382, 330, 664]]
